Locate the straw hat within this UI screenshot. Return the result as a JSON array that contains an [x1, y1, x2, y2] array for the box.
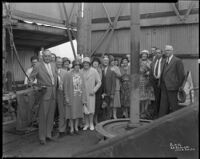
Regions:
[[140, 50, 149, 56], [82, 57, 91, 64]]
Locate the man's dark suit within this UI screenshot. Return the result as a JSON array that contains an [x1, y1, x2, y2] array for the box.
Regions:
[[102, 66, 116, 120], [159, 55, 185, 117], [149, 56, 161, 116]]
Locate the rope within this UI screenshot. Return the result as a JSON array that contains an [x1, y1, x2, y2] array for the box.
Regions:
[[4, 3, 32, 84]]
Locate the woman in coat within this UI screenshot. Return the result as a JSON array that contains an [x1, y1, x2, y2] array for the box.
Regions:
[[81, 57, 101, 131], [63, 60, 87, 134]]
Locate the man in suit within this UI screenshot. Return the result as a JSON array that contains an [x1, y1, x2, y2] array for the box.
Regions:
[[101, 56, 116, 120], [29, 49, 58, 145], [159, 45, 185, 117], [149, 48, 164, 118], [56, 57, 68, 137]]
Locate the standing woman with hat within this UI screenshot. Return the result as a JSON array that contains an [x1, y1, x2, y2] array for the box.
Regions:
[[120, 57, 131, 118], [81, 57, 101, 130], [91, 57, 103, 124], [63, 60, 87, 134], [109, 55, 122, 119], [139, 50, 155, 118]]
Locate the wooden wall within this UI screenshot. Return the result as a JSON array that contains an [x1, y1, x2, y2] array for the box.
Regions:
[[91, 24, 199, 55], [82, 2, 199, 87], [5, 46, 36, 82]]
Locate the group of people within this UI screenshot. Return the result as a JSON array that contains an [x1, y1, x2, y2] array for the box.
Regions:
[[26, 44, 185, 145], [139, 45, 185, 119]]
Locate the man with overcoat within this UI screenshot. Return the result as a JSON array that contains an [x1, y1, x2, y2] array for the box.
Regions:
[[159, 45, 185, 117]]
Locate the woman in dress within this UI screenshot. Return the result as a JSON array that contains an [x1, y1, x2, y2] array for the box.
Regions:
[[63, 60, 87, 134], [81, 57, 101, 131], [91, 57, 103, 124], [139, 50, 155, 118], [120, 57, 131, 118], [109, 56, 121, 119]]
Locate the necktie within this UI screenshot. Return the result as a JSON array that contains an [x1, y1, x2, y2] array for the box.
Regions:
[[104, 67, 107, 75], [57, 69, 62, 89], [166, 57, 169, 65], [155, 60, 159, 77]]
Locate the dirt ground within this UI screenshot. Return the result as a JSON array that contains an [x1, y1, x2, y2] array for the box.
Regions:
[[3, 126, 102, 157]]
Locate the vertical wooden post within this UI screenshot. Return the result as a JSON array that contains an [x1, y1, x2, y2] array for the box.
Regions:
[[128, 3, 140, 127], [84, 3, 92, 57], [3, 23, 6, 92], [77, 3, 83, 56]]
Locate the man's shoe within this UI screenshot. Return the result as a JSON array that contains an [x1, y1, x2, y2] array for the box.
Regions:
[[40, 140, 46, 145], [74, 130, 80, 135], [58, 132, 66, 138], [46, 137, 57, 142]]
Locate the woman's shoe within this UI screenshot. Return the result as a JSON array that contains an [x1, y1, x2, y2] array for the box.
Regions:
[[89, 125, 95, 131], [69, 130, 74, 135], [83, 125, 89, 130]]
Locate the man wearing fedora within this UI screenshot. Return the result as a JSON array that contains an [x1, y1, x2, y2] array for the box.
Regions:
[[159, 45, 185, 117]]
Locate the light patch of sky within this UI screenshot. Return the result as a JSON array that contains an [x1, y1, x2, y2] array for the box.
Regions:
[[49, 40, 77, 61]]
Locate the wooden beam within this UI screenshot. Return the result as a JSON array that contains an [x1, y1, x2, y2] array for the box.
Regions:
[[61, 3, 77, 59], [183, 1, 196, 21], [13, 36, 59, 42], [11, 9, 66, 28], [68, 3, 76, 24], [91, 14, 198, 31], [91, 8, 199, 23], [14, 39, 50, 47], [128, 3, 140, 126], [11, 22, 68, 36], [102, 3, 113, 25], [90, 26, 111, 56], [102, 4, 124, 55]]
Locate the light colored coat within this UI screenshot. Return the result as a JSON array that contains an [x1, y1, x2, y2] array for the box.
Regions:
[[81, 67, 101, 114], [29, 61, 57, 140]]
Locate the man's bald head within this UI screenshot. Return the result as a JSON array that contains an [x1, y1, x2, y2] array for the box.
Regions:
[[43, 49, 51, 55]]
